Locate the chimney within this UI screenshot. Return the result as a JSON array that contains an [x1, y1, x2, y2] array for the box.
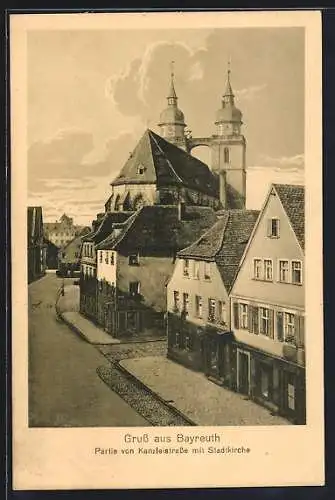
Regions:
[[219, 170, 227, 209], [178, 201, 186, 221]]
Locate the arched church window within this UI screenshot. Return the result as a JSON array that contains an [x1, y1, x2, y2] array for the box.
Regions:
[[133, 195, 145, 211], [224, 147, 230, 164]]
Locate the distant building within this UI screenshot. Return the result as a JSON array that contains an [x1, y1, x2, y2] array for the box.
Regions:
[[58, 227, 90, 276], [230, 184, 305, 424], [167, 210, 259, 372], [44, 213, 85, 248], [27, 206, 47, 283]]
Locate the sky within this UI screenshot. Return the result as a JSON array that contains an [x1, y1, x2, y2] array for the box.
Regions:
[[27, 27, 305, 225]]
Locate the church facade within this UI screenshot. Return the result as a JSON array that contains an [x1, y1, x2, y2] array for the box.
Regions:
[[105, 66, 247, 214]]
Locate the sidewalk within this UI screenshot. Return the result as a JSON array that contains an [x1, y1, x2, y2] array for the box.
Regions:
[[119, 356, 291, 426], [57, 284, 119, 345], [61, 311, 120, 345]]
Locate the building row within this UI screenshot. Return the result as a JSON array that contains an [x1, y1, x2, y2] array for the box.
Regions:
[[77, 68, 306, 424]]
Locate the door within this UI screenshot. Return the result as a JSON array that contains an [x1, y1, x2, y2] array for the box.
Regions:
[[238, 351, 250, 395], [283, 371, 297, 419]]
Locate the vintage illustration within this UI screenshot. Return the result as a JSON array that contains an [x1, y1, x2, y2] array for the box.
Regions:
[[27, 26, 306, 428]]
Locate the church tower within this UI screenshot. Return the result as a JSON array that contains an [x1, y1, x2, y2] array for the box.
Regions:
[[158, 63, 188, 151], [211, 65, 246, 208]]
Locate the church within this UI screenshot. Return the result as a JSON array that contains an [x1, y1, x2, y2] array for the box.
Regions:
[[104, 65, 247, 213]]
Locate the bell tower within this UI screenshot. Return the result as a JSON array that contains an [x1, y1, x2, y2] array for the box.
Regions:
[[211, 63, 246, 208], [158, 62, 188, 151]]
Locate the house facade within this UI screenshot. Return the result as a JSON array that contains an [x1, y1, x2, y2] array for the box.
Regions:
[[58, 227, 90, 276], [230, 184, 305, 424], [27, 206, 47, 283], [94, 205, 218, 338], [167, 210, 259, 374]]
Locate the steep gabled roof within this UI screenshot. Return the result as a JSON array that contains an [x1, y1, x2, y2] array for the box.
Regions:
[[83, 212, 134, 244], [274, 184, 305, 250], [111, 129, 219, 198], [97, 205, 218, 252], [178, 209, 259, 292]]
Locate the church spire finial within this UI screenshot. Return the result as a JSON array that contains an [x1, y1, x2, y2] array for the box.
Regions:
[[224, 57, 234, 103], [167, 60, 177, 101]]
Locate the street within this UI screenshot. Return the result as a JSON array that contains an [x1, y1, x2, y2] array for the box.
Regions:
[[28, 273, 148, 427]]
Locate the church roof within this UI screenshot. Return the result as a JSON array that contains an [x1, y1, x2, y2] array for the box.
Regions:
[[111, 129, 219, 198], [82, 211, 134, 244], [178, 209, 259, 292], [97, 205, 218, 253]]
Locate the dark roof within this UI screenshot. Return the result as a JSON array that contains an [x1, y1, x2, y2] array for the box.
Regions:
[[178, 209, 259, 292], [83, 211, 134, 244], [97, 205, 218, 252], [274, 184, 305, 249], [111, 129, 219, 198]]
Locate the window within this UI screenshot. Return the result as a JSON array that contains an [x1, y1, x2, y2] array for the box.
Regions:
[[173, 291, 180, 312], [99, 251, 103, 263], [195, 295, 203, 318], [208, 298, 216, 322], [110, 252, 114, 265], [129, 281, 140, 296], [254, 259, 262, 279], [260, 307, 270, 336], [264, 259, 273, 281], [204, 262, 211, 280], [193, 260, 200, 279], [137, 164, 145, 175], [260, 363, 272, 400], [218, 301, 227, 325], [105, 252, 109, 264], [185, 334, 192, 351], [292, 260, 302, 284], [174, 332, 180, 348], [183, 259, 189, 277], [224, 147, 230, 163], [284, 312, 295, 343], [287, 383, 295, 410], [129, 253, 139, 266], [279, 259, 289, 283], [182, 293, 189, 314], [268, 218, 280, 237], [240, 303, 249, 329]]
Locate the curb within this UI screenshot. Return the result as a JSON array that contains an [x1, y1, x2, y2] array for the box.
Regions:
[[115, 360, 197, 426]]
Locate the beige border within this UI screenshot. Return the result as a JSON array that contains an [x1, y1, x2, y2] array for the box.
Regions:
[[11, 10, 324, 489]]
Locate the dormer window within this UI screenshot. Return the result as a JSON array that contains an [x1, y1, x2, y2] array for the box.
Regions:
[[137, 164, 145, 175], [129, 253, 139, 266]]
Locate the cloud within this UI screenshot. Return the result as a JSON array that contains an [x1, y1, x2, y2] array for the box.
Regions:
[[188, 61, 204, 81], [235, 84, 267, 101], [257, 154, 304, 169]]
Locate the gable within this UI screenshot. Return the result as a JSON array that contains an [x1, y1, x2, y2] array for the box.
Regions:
[[231, 188, 304, 309]]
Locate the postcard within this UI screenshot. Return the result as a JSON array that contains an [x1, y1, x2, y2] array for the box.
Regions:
[[11, 10, 324, 489]]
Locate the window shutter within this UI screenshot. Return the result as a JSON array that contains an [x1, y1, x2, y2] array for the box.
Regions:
[[267, 219, 272, 237], [253, 306, 259, 334], [233, 302, 239, 329], [276, 312, 284, 342], [268, 309, 274, 339], [248, 304, 253, 333], [294, 314, 300, 345]]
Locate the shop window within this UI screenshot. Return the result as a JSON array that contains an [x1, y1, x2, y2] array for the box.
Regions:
[[292, 260, 302, 284], [260, 363, 273, 400], [287, 382, 295, 410]]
